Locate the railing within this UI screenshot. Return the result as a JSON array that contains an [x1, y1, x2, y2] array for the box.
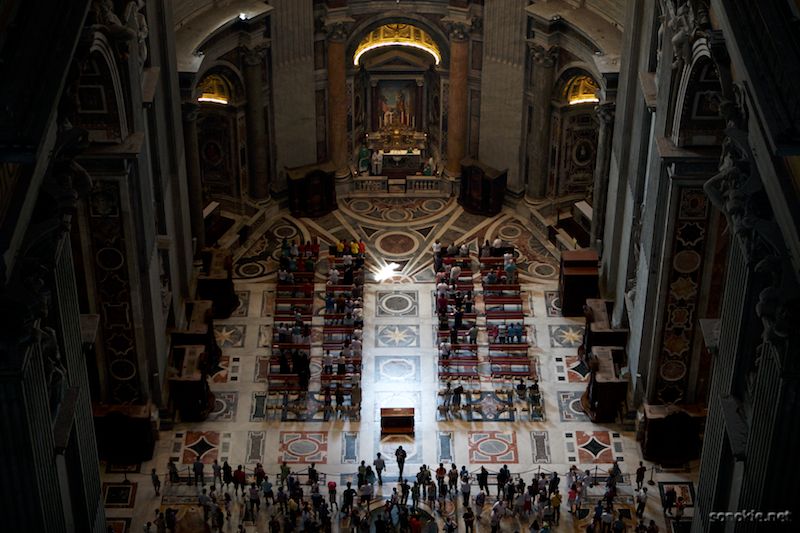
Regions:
[[406, 175, 442, 194], [352, 176, 388, 194], [350, 175, 446, 197]]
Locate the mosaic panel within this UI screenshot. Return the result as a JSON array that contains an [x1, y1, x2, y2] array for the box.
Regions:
[[467, 431, 518, 464]]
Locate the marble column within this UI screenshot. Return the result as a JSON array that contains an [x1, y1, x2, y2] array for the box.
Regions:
[[415, 80, 424, 131], [525, 44, 559, 200], [590, 102, 616, 249], [327, 25, 350, 179], [243, 47, 270, 200], [181, 103, 205, 249], [444, 26, 469, 178]]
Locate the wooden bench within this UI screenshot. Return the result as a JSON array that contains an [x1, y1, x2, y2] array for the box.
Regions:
[[438, 370, 480, 381], [489, 355, 531, 364], [488, 342, 528, 351], [485, 310, 525, 320], [272, 342, 311, 350]]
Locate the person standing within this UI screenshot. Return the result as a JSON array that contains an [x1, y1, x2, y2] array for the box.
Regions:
[[663, 486, 677, 515], [193, 458, 204, 487], [636, 487, 648, 518], [151, 468, 161, 496], [463, 506, 475, 533], [373, 453, 386, 485], [478, 466, 490, 494], [210, 460, 222, 488], [636, 462, 647, 491], [460, 474, 471, 506], [395, 446, 407, 478], [550, 489, 562, 525]]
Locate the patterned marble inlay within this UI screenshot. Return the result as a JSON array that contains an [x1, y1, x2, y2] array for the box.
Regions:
[[246, 431, 266, 464], [279, 431, 328, 464], [208, 391, 238, 421], [376, 290, 419, 316], [549, 324, 585, 348], [214, 324, 246, 348], [375, 356, 421, 383], [558, 390, 590, 422], [564, 431, 622, 464], [231, 290, 250, 317], [175, 431, 221, 464], [544, 290, 562, 317], [103, 482, 137, 508], [468, 431, 518, 464], [342, 432, 359, 464], [375, 324, 420, 348], [531, 431, 551, 464], [438, 432, 454, 462]]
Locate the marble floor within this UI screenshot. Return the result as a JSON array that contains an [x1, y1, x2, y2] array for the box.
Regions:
[[101, 197, 698, 532]]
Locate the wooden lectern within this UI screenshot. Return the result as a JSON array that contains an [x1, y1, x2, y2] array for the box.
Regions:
[[559, 249, 599, 316]]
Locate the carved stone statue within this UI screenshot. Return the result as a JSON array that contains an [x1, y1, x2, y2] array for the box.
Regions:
[[92, 0, 137, 41], [40, 327, 67, 416], [124, 0, 149, 68]]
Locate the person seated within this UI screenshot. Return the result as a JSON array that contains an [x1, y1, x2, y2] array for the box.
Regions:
[[328, 268, 340, 285], [459, 243, 469, 257], [335, 240, 345, 256], [484, 270, 498, 285], [358, 239, 366, 256], [342, 253, 353, 267], [350, 240, 360, 256], [480, 240, 491, 258], [290, 240, 300, 257], [446, 242, 458, 256], [278, 269, 290, 284], [492, 237, 503, 251]]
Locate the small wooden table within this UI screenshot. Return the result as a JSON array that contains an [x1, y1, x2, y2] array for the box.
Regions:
[[380, 408, 414, 434]]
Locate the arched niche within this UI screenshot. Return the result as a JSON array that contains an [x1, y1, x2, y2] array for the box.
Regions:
[[670, 41, 724, 147], [548, 68, 602, 199], [193, 67, 246, 199], [73, 33, 130, 144]]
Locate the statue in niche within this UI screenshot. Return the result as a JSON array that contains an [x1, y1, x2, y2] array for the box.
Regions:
[[41, 327, 67, 416], [91, 0, 136, 41], [124, 0, 149, 68], [669, 2, 693, 70]]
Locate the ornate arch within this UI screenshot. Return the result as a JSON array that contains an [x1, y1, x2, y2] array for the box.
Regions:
[[194, 60, 246, 104], [345, 13, 451, 68]]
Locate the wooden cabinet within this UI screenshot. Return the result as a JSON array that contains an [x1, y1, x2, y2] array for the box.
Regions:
[[641, 403, 706, 465], [198, 249, 238, 318], [581, 346, 628, 423], [559, 249, 599, 316], [458, 158, 507, 216], [286, 162, 337, 218], [380, 407, 415, 434]]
